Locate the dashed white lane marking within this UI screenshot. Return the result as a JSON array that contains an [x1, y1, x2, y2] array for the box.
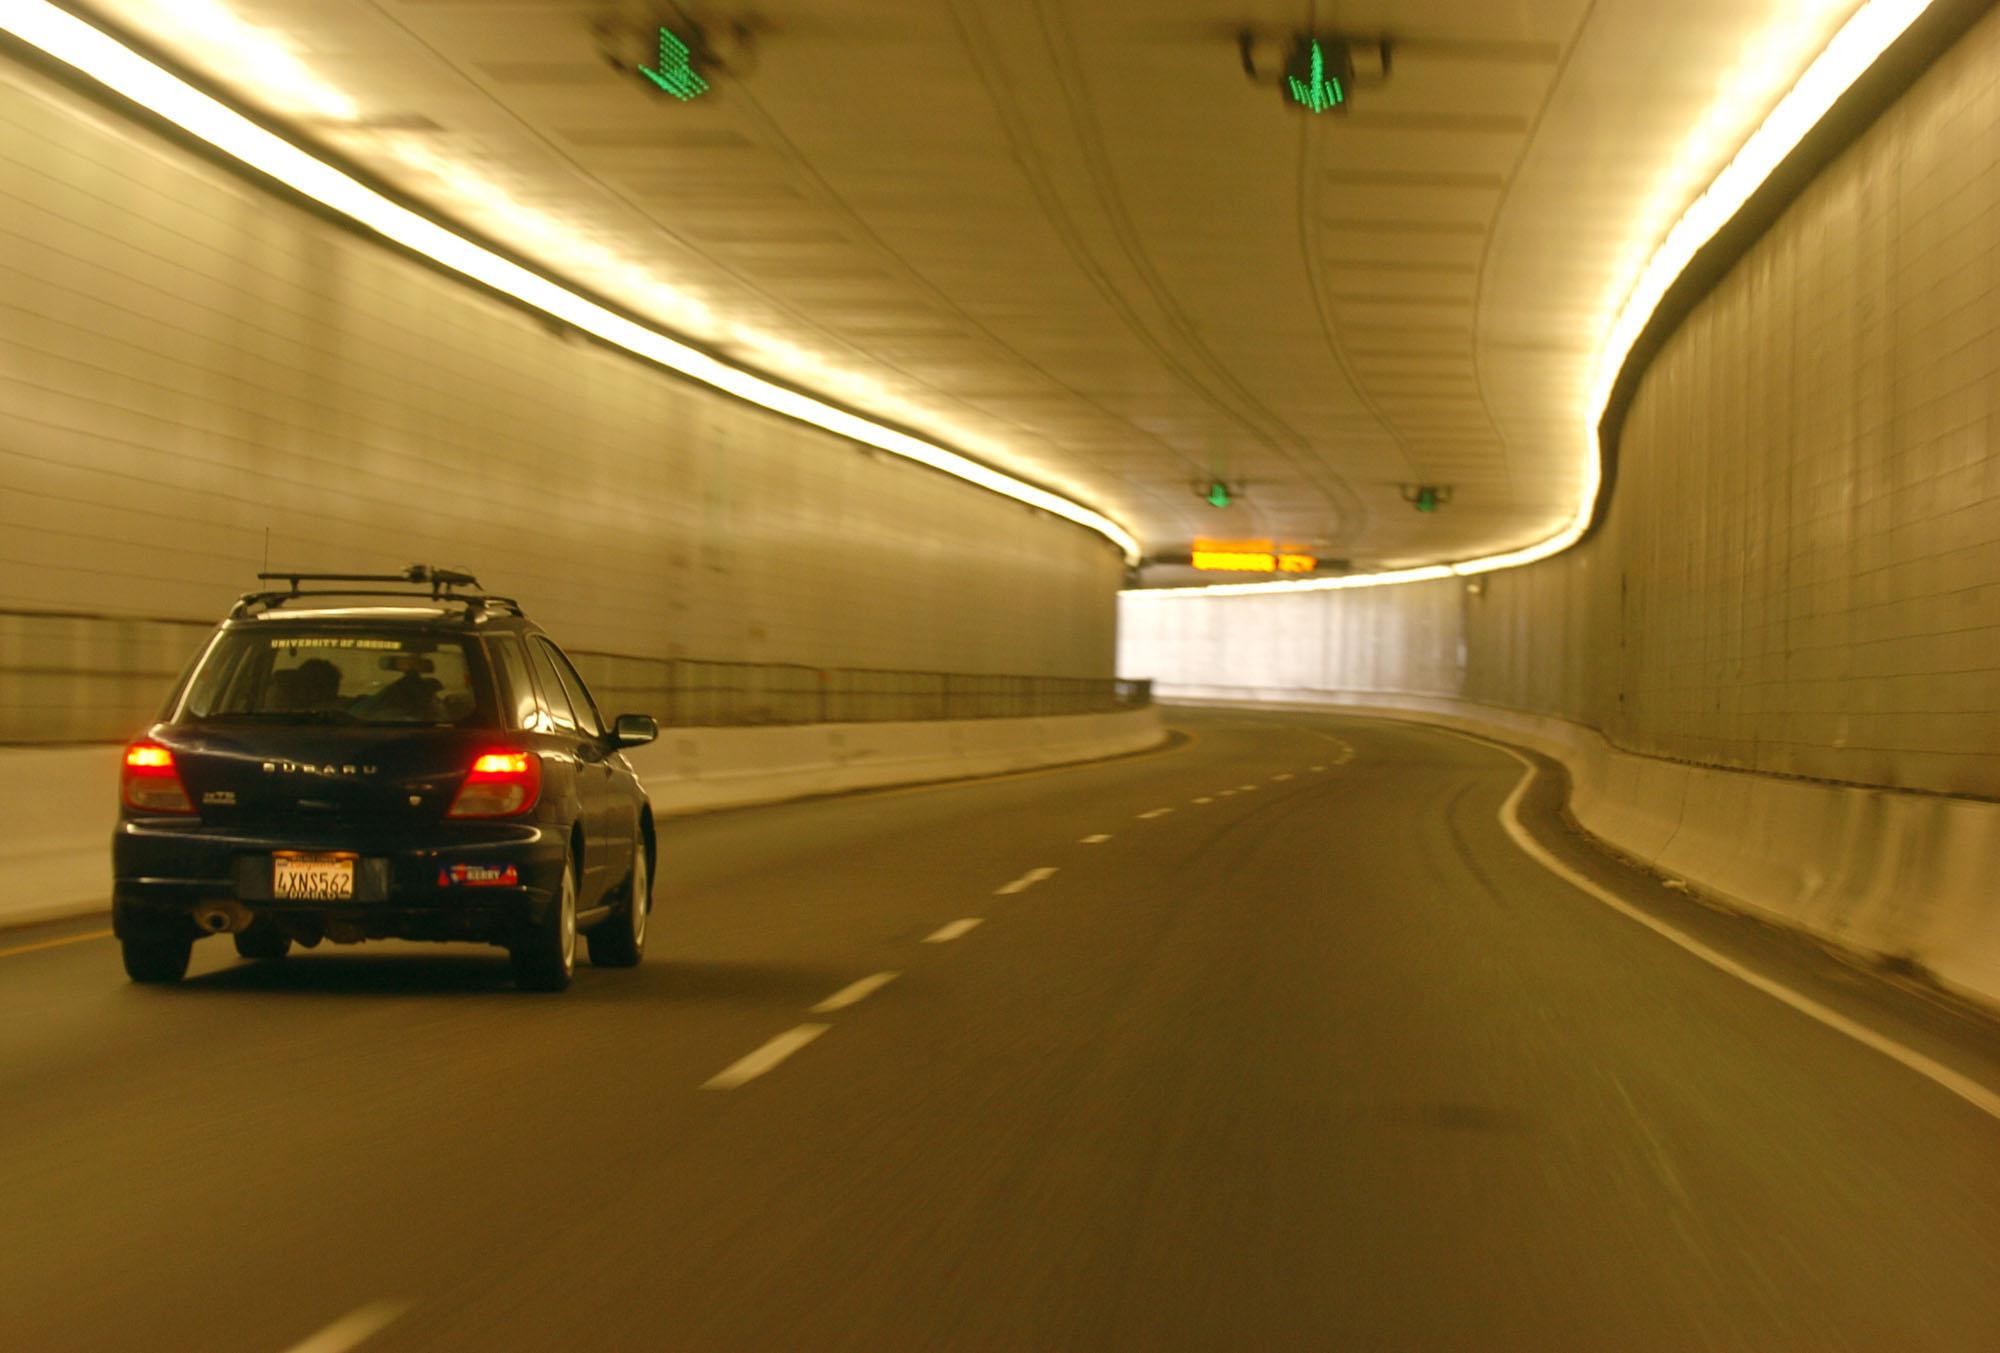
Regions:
[[811, 971, 900, 1014], [1080, 833, 1111, 844], [1193, 796, 1213, 804], [1272, 772, 1294, 781], [1238, 784, 1258, 792], [1450, 730, 2000, 1125], [1136, 807, 1174, 819], [704, 1024, 831, 1089], [1310, 764, 1327, 772], [1218, 789, 1237, 797], [282, 1301, 409, 1353], [995, 866, 1059, 895], [924, 918, 984, 943]]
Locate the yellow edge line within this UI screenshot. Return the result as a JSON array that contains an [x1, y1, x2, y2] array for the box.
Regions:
[[0, 927, 113, 960]]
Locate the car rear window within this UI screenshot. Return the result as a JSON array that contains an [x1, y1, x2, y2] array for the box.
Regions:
[[176, 629, 490, 727]]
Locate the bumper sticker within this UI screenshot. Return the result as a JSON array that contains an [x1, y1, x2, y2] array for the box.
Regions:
[[439, 862, 519, 888]]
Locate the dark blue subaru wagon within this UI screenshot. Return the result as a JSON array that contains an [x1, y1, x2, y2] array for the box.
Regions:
[[112, 567, 658, 991]]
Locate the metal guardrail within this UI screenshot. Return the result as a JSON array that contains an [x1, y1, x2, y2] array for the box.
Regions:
[[569, 653, 1151, 727], [0, 607, 1149, 741]]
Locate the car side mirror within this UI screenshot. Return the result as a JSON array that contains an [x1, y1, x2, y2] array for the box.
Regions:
[[611, 713, 658, 747]]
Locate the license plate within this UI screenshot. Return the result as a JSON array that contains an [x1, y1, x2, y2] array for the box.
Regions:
[[272, 852, 357, 901]]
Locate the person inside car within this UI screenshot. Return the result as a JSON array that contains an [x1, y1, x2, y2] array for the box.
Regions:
[[355, 654, 442, 722], [291, 657, 342, 712]]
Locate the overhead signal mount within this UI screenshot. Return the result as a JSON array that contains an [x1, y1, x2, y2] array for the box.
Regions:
[[1237, 28, 1393, 113], [1400, 484, 1454, 513]]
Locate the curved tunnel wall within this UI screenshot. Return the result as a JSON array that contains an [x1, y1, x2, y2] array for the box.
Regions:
[[0, 53, 1122, 741], [1124, 4, 1999, 800]]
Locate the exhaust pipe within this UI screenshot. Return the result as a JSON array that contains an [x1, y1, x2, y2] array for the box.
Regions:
[[193, 901, 250, 934]]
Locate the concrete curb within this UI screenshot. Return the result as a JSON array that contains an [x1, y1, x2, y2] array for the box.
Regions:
[[0, 707, 1164, 930], [1160, 685, 2000, 1013]]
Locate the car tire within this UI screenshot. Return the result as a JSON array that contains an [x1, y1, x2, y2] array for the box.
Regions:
[[233, 923, 291, 962], [121, 927, 192, 984], [588, 838, 648, 969], [511, 853, 578, 992]]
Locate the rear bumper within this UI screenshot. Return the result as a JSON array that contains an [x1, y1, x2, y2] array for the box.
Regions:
[[112, 818, 566, 944]]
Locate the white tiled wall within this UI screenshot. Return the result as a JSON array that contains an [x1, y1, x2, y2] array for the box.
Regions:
[[1471, 2, 2000, 796], [1123, 7, 1999, 799], [0, 58, 1121, 741]]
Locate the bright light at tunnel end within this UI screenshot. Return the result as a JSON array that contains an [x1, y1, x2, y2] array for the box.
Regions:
[[0, 0, 1143, 566], [1139, 0, 1935, 598]]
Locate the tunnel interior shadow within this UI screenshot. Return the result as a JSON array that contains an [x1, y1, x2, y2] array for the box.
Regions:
[[176, 949, 856, 1005], [184, 949, 516, 996]]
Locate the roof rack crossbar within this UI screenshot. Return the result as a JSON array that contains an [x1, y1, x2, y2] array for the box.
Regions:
[[229, 565, 520, 620], [255, 564, 481, 599]]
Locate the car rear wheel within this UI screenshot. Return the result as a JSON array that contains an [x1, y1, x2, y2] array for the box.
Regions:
[[511, 854, 577, 992], [588, 839, 648, 968], [233, 922, 291, 961], [121, 927, 192, 984]]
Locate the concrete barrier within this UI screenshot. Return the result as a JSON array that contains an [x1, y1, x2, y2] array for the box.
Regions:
[[1158, 684, 2000, 1012], [625, 708, 1163, 814], [0, 706, 1163, 930]]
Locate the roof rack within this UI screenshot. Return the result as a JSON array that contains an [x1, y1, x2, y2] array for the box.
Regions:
[[230, 564, 525, 621]]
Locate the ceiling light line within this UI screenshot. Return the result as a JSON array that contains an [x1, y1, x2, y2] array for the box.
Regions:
[[614, 0, 1204, 534], [359, 0, 1190, 535], [0, 0, 1142, 565], [1140, 0, 1935, 597]]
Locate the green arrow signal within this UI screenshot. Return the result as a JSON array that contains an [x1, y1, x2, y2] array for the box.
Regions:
[[639, 28, 709, 100], [1286, 40, 1344, 113]]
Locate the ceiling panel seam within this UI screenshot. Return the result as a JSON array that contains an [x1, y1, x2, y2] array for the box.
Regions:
[[357, 0, 1185, 531], [1023, 0, 1367, 547], [940, 0, 1312, 542], [625, 0, 1202, 532]]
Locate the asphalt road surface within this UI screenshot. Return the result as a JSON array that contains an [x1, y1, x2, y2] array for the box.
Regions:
[[3, 708, 1997, 1351]]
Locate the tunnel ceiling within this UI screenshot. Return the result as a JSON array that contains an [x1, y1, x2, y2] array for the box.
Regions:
[[80, 0, 1863, 579]]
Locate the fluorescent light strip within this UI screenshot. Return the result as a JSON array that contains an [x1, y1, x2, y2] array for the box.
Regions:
[[0, 0, 1142, 565], [1142, 0, 1934, 596]]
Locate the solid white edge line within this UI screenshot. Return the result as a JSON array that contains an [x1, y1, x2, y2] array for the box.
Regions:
[[0, 1, 1141, 566], [923, 918, 984, 943], [703, 1024, 831, 1089], [810, 971, 900, 1014], [1454, 732, 2000, 1124], [281, 1301, 409, 1353]]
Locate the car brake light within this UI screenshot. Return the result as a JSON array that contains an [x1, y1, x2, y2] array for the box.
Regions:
[[122, 741, 195, 814], [448, 750, 541, 818]]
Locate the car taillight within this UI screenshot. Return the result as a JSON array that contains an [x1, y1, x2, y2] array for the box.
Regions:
[[122, 741, 195, 814], [448, 750, 541, 818]]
